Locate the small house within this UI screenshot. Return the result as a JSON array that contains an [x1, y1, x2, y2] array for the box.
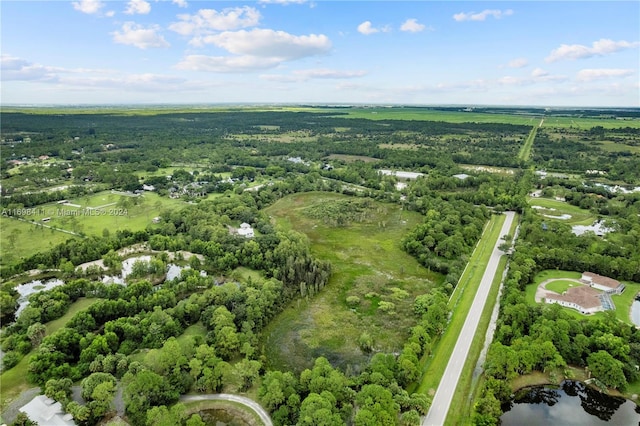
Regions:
[[20, 395, 76, 426]]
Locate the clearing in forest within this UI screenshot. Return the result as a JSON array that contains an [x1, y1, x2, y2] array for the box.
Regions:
[[261, 192, 441, 373]]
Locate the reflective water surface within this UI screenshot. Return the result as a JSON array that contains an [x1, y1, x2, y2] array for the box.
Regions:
[[501, 381, 640, 425]]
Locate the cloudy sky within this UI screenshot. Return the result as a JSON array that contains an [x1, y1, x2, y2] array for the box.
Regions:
[[2, 1, 638, 106]]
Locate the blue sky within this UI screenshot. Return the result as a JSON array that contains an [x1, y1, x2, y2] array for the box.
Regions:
[[1, 1, 638, 106]]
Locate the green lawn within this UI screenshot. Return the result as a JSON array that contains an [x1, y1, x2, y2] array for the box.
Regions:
[[0, 216, 76, 266], [416, 213, 506, 396], [518, 122, 541, 162], [329, 108, 542, 125], [1, 191, 186, 264], [261, 192, 440, 373], [545, 279, 581, 294], [528, 197, 597, 226], [0, 298, 101, 412]]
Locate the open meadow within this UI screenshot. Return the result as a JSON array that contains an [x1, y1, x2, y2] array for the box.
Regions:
[[261, 192, 441, 373], [1, 191, 186, 264], [528, 197, 597, 226]]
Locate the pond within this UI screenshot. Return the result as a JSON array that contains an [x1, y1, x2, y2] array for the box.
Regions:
[[501, 381, 640, 425], [15, 278, 65, 316], [632, 296, 640, 327]]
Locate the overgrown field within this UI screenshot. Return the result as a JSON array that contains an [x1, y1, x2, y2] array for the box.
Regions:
[[261, 192, 441, 372], [528, 197, 597, 226]]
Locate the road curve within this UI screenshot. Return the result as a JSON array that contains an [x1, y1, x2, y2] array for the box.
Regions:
[[180, 393, 273, 426], [423, 211, 516, 426]]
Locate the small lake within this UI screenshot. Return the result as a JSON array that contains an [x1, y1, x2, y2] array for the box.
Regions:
[[632, 298, 640, 327], [501, 381, 640, 425], [15, 278, 65, 316]]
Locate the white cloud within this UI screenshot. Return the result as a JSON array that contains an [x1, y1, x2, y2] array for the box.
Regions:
[[124, 0, 151, 15], [453, 9, 513, 22], [69, 73, 187, 90], [531, 68, 549, 78], [1, 55, 59, 82], [497, 76, 526, 86], [358, 21, 389, 35], [507, 58, 528, 68], [577, 68, 634, 81], [169, 7, 261, 36], [1, 54, 117, 84], [400, 18, 426, 33], [261, 68, 367, 82], [72, 0, 104, 14], [176, 55, 282, 73], [295, 69, 367, 79], [176, 30, 331, 73], [111, 22, 170, 49], [546, 38, 640, 62], [172, 0, 188, 8], [199, 29, 331, 60]]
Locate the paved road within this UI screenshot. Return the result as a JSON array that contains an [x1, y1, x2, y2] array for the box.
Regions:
[[181, 393, 273, 426], [423, 211, 516, 426]]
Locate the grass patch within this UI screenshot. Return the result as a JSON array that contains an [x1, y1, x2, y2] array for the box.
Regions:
[[518, 121, 541, 162], [416, 214, 506, 396], [232, 267, 263, 283], [611, 281, 640, 325], [0, 297, 101, 412], [0, 216, 76, 266], [1, 191, 186, 263], [261, 192, 439, 373], [329, 108, 542, 125], [545, 279, 581, 294], [528, 197, 597, 226]]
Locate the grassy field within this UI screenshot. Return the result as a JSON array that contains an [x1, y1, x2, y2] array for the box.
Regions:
[[326, 108, 543, 125], [261, 192, 440, 373], [528, 197, 597, 226], [416, 213, 506, 396], [0, 298, 101, 412], [1, 191, 186, 264], [545, 279, 581, 294], [0, 216, 77, 266], [540, 116, 640, 129], [518, 121, 541, 161]]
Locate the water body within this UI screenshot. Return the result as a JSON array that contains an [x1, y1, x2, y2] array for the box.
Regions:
[[501, 381, 640, 425], [631, 299, 640, 327], [15, 278, 65, 316]]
